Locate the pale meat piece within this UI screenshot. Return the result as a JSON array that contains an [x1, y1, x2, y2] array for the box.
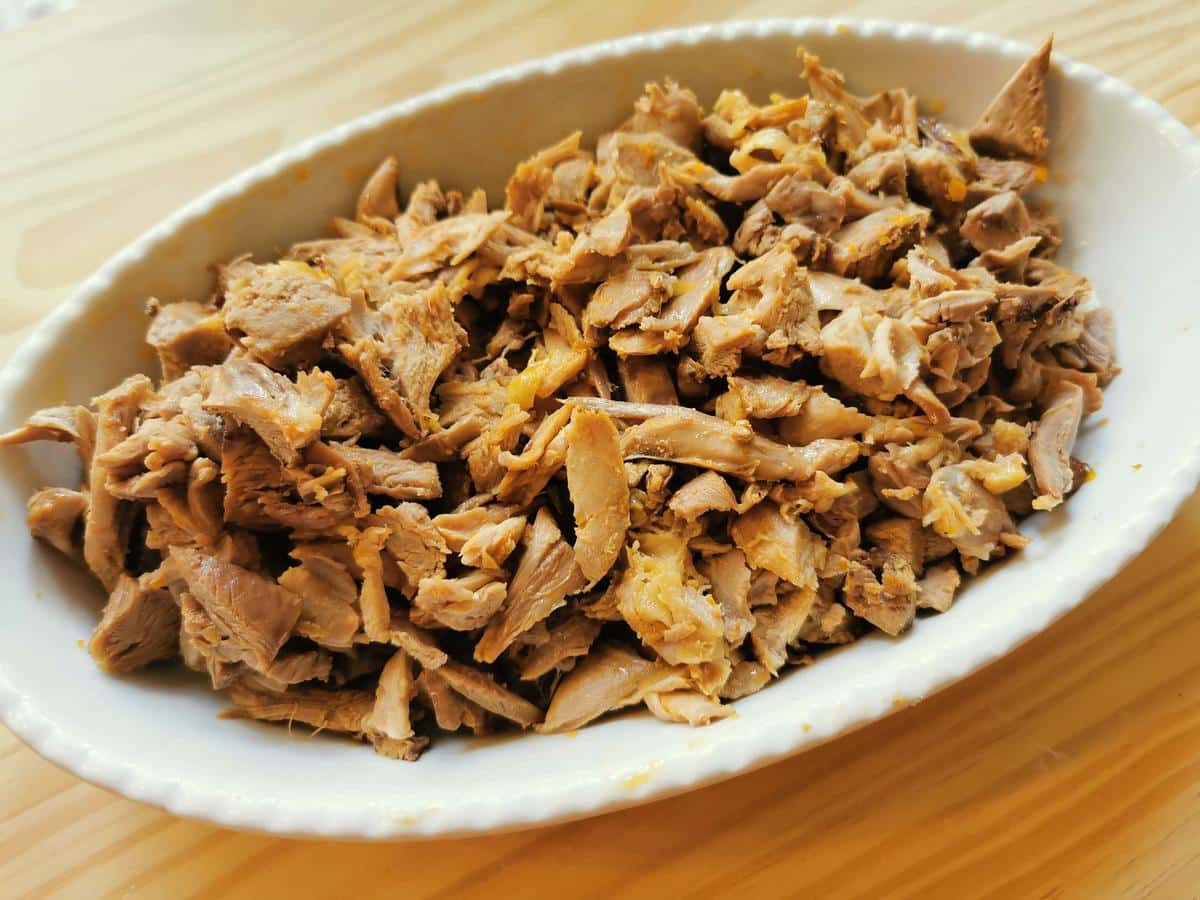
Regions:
[[203, 357, 323, 465], [475, 508, 586, 663], [615, 246, 735, 354], [715, 375, 811, 421], [413, 571, 507, 631], [828, 204, 931, 285], [459, 515, 526, 569], [86, 375, 154, 589], [223, 684, 374, 736], [506, 304, 589, 410], [436, 660, 542, 727], [776, 389, 871, 445], [614, 527, 723, 666], [386, 210, 509, 280], [842, 558, 919, 636], [279, 545, 361, 650], [620, 411, 860, 482], [415, 668, 488, 733], [564, 408, 630, 583], [346, 524, 393, 641], [356, 155, 400, 221], [960, 190, 1032, 253], [89, 573, 180, 673], [668, 471, 738, 519], [519, 613, 603, 680], [1029, 381, 1084, 510], [922, 462, 1020, 560], [145, 300, 232, 381], [167, 545, 301, 667], [750, 586, 817, 674], [645, 690, 733, 726], [333, 442, 441, 500], [27, 488, 87, 558], [364, 649, 425, 760], [616, 356, 679, 405], [320, 377, 388, 440], [721, 242, 822, 362], [698, 549, 756, 644], [539, 643, 683, 733], [918, 561, 961, 613], [222, 262, 350, 369], [970, 38, 1053, 160], [432, 503, 520, 552], [0, 404, 96, 464], [731, 501, 826, 592]]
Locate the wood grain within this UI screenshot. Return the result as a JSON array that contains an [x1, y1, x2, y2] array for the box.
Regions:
[[2, 1, 1199, 897]]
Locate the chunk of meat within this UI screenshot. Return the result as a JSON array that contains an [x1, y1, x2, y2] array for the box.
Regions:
[[960, 191, 1032, 253], [0, 404, 96, 465], [668, 471, 737, 519], [364, 649, 425, 760], [731, 501, 826, 591], [356, 155, 400, 221], [621, 411, 860, 482], [278, 545, 360, 650], [750, 585, 817, 674], [616, 356, 679, 405], [722, 242, 822, 362], [918, 561, 961, 613], [539, 643, 681, 733], [842, 558, 918, 636], [519, 613, 603, 680], [626, 80, 705, 152], [475, 508, 586, 663], [85, 375, 154, 589], [829, 205, 931, 284], [776, 389, 871, 445], [203, 357, 323, 465], [970, 37, 1053, 159], [1029, 381, 1084, 510], [459, 514, 526, 569], [145, 301, 232, 380], [690, 314, 763, 376], [645, 690, 733, 726], [565, 408, 630, 583], [223, 684, 374, 735], [167, 545, 301, 667], [614, 528, 723, 666], [223, 262, 350, 369], [619, 246, 736, 353], [413, 571, 507, 631], [697, 549, 756, 644], [27, 487, 87, 558], [89, 573, 180, 673], [332, 442, 440, 500], [386, 211, 510, 280], [922, 463, 1019, 560], [436, 660, 542, 728], [320, 377, 387, 440], [505, 304, 589, 410]]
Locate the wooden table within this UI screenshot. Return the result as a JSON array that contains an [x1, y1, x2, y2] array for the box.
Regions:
[[3, 1, 1199, 896]]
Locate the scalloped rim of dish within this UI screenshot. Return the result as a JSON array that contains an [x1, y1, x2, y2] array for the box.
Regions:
[[1, 17, 1197, 839]]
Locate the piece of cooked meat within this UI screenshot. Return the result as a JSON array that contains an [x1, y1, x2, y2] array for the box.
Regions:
[[4, 37, 1114, 757]]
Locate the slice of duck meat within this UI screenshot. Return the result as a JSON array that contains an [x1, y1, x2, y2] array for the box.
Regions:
[[356, 155, 400, 222], [1075, 308, 1119, 386], [847, 150, 908, 197], [960, 190, 1032, 253], [620, 411, 860, 482], [762, 175, 846, 234], [715, 375, 811, 421], [203, 357, 323, 465], [278, 545, 361, 650], [690, 314, 763, 376], [969, 37, 1053, 160], [386, 210, 510, 280], [698, 548, 756, 645], [722, 241, 822, 360], [332, 443, 440, 500], [625, 80, 705, 152], [616, 356, 678, 405], [750, 585, 817, 674], [475, 507, 586, 663], [145, 300, 232, 381], [970, 156, 1043, 200], [319, 376, 388, 441], [668, 471, 738, 519], [565, 408, 630, 584], [415, 668, 488, 733], [623, 246, 736, 352], [364, 648, 427, 760], [167, 545, 301, 670], [0, 404, 96, 465], [436, 660, 542, 728], [505, 304, 589, 411], [538, 642, 682, 733], [917, 561, 961, 612], [922, 462, 1020, 560], [842, 557, 919, 636], [27, 487, 87, 558], [776, 389, 871, 445], [519, 613, 603, 681], [88, 572, 181, 673], [645, 690, 733, 726], [222, 684, 375, 736], [731, 500, 826, 592], [1029, 381, 1084, 510], [413, 571, 507, 631], [459, 514, 526, 569], [828, 204, 931, 285], [85, 375, 154, 589], [222, 262, 350, 369]]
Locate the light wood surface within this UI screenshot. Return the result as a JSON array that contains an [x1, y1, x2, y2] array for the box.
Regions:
[[3, 1, 1199, 897]]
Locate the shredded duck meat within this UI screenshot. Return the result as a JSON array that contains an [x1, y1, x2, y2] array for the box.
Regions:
[[3, 38, 1114, 757]]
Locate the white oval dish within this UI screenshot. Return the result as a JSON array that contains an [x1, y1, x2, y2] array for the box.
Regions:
[[1, 19, 1198, 840]]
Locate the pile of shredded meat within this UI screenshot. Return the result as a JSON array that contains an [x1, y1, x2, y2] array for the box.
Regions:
[[2, 38, 1117, 758]]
